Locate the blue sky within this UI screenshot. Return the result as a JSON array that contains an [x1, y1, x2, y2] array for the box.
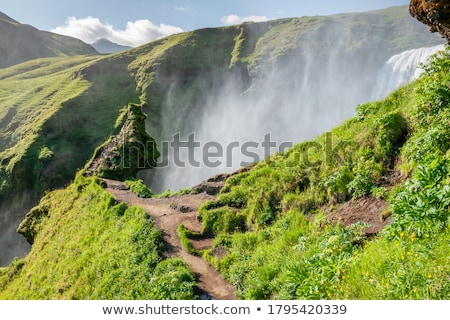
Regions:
[[2, 0, 411, 46]]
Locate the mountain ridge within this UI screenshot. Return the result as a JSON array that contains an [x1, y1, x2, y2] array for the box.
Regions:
[[0, 11, 97, 68], [0, 4, 449, 300]]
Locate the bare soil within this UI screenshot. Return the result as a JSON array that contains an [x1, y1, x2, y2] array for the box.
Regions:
[[322, 169, 405, 236], [102, 178, 237, 300]]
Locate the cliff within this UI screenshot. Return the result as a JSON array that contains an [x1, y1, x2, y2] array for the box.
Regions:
[[410, 0, 450, 42]]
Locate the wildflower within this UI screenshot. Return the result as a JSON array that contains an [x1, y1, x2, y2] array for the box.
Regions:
[[427, 274, 432, 279]]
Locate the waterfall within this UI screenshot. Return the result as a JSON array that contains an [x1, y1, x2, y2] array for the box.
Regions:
[[144, 40, 447, 194], [371, 44, 446, 100]]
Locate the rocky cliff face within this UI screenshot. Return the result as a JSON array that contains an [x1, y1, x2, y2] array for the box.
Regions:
[[410, 0, 450, 42], [85, 103, 160, 180]]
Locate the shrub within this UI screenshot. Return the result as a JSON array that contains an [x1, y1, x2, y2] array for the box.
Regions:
[[125, 179, 153, 198], [384, 156, 450, 239]]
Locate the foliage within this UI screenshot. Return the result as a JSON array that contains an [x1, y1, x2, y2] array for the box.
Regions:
[[177, 224, 199, 255], [384, 156, 450, 239], [0, 11, 448, 301], [0, 176, 196, 299], [199, 46, 450, 299], [125, 179, 154, 198]]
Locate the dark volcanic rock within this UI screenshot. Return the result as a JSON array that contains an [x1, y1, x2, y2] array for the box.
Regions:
[[17, 199, 50, 244]]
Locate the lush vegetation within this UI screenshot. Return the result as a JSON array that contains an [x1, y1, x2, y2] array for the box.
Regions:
[[125, 179, 154, 198], [0, 174, 196, 299], [187, 47, 450, 299]]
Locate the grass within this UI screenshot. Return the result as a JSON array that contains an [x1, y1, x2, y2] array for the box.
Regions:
[[195, 46, 450, 299], [1, 5, 442, 219], [0, 6, 447, 300], [125, 179, 154, 198], [0, 174, 197, 299]]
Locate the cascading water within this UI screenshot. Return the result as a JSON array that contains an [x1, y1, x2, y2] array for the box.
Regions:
[[371, 44, 446, 100], [144, 42, 446, 194]]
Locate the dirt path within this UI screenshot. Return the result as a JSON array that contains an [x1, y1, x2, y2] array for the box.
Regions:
[[101, 178, 237, 300]]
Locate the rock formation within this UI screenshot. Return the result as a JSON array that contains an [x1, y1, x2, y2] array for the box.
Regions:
[[85, 103, 160, 180], [410, 0, 450, 42]]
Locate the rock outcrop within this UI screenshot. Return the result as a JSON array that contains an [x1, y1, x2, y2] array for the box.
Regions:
[[17, 199, 50, 244], [85, 103, 160, 180], [410, 0, 450, 42]]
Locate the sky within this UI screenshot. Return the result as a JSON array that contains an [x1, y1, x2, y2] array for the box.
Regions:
[[2, 0, 411, 47]]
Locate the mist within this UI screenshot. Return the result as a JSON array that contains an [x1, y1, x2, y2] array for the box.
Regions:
[[140, 24, 444, 193], [0, 196, 31, 266], [143, 24, 445, 193]]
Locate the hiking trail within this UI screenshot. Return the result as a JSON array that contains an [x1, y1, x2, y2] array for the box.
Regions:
[[101, 177, 237, 300]]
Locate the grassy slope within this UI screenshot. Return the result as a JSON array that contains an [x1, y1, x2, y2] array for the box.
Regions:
[[1, 46, 448, 300], [0, 174, 196, 299], [0, 11, 97, 68], [0, 6, 448, 298], [0, 53, 143, 204], [196, 47, 450, 299]]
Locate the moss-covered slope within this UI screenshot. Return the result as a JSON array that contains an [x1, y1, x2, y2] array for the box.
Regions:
[[1, 44, 448, 300], [0, 6, 449, 299], [0, 6, 444, 266]]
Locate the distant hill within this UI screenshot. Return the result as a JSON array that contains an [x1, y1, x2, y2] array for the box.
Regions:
[[91, 38, 132, 53], [0, 11, 97, 68]]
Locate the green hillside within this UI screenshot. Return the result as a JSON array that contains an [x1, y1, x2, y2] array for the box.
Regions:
[[0, 4, 443, 266], [1, 44, 449, 299], [0, 5, 448, 298], [0, 12, 97, 68], [196, 48, 450, 299], [0, 174, 197, 299]]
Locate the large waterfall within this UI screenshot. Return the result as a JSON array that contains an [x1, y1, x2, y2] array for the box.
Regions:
[[145, 43, 447, 193], [371, 44, 446, 100]]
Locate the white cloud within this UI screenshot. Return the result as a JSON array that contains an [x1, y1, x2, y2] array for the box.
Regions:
[[51, 16, 184, 47], [175, 5, 190, 12], [220, 14, 270, 26]]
